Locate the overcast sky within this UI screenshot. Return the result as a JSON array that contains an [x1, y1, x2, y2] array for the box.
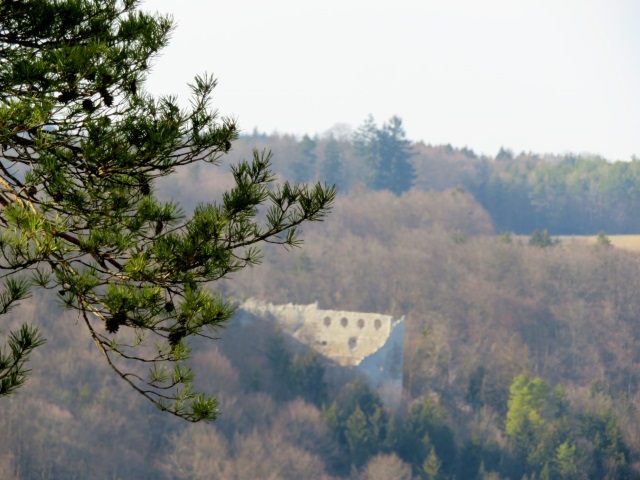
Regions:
[[141, 0, 639, 161]]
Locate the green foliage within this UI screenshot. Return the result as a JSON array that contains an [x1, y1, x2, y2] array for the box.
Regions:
[[501, 375, 620, 479], [554, 441, 579, 480], [528, 229, 555, 248], [499, 232, 513, 244], [496, 147, 514, 161], [321, 385, 460, 474], [469, 154, 640, 235], [345, 405, 375, 467], [505, 375, 552, 442], [266, 333, 328, 405], [339, 379, 384, 420], [290, 350, 328, 406], [354, 115, 415, 194], [579, 410, 631, 479], [291, 134, 317, 182], [596, 231, 612, 247], [321, 380, 387, 467], [0, 0, 334, 420], [4, 179, 640, 475], [456, 439, 483, 479], [422, 447, 442, 480], [399, 395, 457, 475], [0, 323, 45, 396], [237, 125, 640, 235]]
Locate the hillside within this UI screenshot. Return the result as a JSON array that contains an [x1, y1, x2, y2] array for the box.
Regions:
[[4, 184, 640, 478], [221, 123, 640, 235]]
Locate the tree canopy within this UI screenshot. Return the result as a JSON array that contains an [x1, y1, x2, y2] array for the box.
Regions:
[[0, 0, 334, 421], [354, 115, 415, 195]]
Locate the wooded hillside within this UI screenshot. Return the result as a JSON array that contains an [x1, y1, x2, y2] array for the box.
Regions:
[[4, 155, 640, 477], [221, 122, 640, 235], [0, 120, 640, 479]]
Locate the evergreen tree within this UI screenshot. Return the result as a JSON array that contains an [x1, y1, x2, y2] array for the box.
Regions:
[[322, 400, 344, 442], [290, 350, 328, 406], [354, 115, 415, 195], [321, 380, 384, 451], [383, 414, 401, 452], [554, 441, 579, 480], [0, 0, 334, 421], [596, 231, 612, 247], [422, 447, 442, 480], [340, 379, 384, 419], [505, 375, 551, 462], [291, 134, 317, 182], [353, 115, 379, 162], [399, 395, 457, 474], [345, 405, 375, 467], [580, 410, 631, 479], [0, 323, 45, 396], [528, 229, 554, 248], [496, 147, 514, 161], [456, 439, 483, 479], [376, 116, 416, 194]]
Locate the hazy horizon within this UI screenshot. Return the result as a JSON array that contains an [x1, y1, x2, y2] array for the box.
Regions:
[[141, 0, 640, 162]]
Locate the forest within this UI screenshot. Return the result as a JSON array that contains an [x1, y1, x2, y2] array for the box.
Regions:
[[3, 119, 640, 479]]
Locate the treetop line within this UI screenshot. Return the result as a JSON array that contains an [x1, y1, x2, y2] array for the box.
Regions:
[[0, 0, 334, 421]]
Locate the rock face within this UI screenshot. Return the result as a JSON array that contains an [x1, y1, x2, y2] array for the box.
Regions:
[[240, 299, 405, 406]]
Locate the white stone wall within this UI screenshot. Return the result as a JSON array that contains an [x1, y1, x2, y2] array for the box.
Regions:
[[240, 299, 405, 405]]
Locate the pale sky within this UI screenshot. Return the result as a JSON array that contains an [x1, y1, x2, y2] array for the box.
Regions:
[[142, 0, 640, 161]]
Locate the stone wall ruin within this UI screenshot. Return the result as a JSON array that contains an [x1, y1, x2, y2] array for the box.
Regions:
[[240, 299, 405, 406]]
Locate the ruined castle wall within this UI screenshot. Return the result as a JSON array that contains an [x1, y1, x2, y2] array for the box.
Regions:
[[240, 299, 405, 406]]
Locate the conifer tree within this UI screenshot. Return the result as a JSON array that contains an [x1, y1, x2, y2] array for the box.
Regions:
[[345, 405, 375, 467], [0, 0, 334, 421], [354, 115, 415, 195], [291, 134, 317, 182], [422, 447, 442, 480]]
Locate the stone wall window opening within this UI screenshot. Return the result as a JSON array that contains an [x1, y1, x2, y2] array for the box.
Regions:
[[324, 316, 331, 327], [357, 318, 365, 329], [348, 336, 357, 350], [374, 318, 382, 330], [341, 317, 348, 327]]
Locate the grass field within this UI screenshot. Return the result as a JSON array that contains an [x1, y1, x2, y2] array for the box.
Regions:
[[557, 235, 640, 252], [598, 235, 640, 251]]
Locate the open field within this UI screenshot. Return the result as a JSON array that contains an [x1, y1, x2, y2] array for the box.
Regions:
[[557, 235, 640, 252], [603, 235, 640, 251]]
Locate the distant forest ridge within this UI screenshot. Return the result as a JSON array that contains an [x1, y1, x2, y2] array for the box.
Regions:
[[8, 123, 640, 478], [233, 117, 640, 235]]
